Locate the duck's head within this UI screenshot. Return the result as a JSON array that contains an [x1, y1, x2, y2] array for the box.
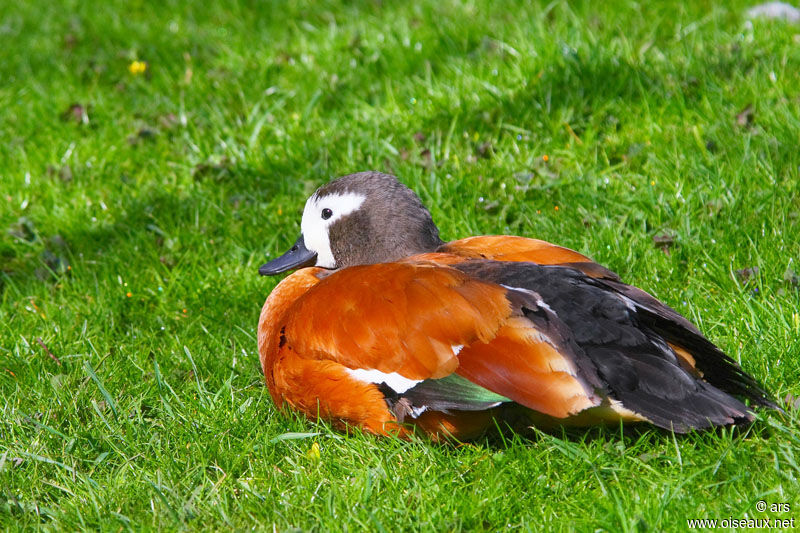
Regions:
[[259, 171, 443, 275]]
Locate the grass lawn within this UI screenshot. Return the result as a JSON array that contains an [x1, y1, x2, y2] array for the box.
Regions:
[[2, 0, 800, 530]]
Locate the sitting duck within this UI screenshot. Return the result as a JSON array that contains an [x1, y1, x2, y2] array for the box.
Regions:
[[257, 171, 777, 439]]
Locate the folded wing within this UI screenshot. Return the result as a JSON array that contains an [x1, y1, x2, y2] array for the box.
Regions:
[[455, 260, 769, 431]]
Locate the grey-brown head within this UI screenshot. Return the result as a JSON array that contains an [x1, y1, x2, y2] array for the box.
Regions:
[[259, 171, 444, 275]]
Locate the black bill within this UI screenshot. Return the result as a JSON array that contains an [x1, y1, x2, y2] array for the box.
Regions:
[[258, 235, 317, 276]]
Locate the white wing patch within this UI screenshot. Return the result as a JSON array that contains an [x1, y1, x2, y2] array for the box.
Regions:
[[300, 191, 366, 268], [501, 284, 555, 314], [345, 368, 422, 394]]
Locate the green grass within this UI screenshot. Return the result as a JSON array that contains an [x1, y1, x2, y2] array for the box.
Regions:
[[2, 0, 800, 530]]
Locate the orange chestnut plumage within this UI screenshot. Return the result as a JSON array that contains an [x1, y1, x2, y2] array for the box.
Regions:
[[257, 171, 777, 439]]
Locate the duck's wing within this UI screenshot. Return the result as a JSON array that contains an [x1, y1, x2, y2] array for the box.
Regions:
[[267, 261, 609, 436], [456, 260, 772, 431], [439, 235, 620, 280], [593, 277, 779, 410], [441, 237, 776, 412]]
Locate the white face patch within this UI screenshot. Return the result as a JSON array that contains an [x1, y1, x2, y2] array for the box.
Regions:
[[345, 368, 422, 394], [300, 191, 366, 268]]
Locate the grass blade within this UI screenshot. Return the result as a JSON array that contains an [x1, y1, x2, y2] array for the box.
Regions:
[[84, 360, 118, 419]]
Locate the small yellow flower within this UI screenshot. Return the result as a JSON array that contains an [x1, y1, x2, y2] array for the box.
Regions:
[[306, 441, 321, 461], [129, 60, 148, 75]]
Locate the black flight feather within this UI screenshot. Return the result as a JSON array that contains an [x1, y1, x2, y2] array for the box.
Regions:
[[453, 260, 776, 432]]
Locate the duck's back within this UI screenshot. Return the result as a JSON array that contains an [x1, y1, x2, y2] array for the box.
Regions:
[[440, 235, 621, 280]]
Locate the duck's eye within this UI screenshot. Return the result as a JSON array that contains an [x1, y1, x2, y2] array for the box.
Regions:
[[321, 208, 333, 220]]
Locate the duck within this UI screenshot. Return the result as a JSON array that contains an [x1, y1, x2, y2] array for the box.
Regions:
[[257, 171, 777, 440]]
